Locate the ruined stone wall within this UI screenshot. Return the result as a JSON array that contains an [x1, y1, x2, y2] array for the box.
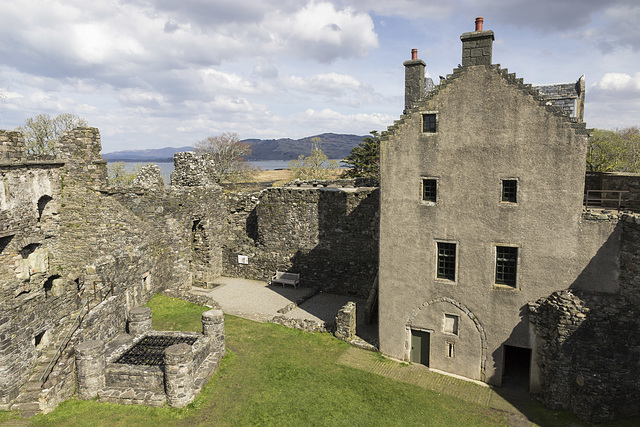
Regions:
[[223, 185, 379, 297], [528, 213, 640, 423], [0, 128, 187, 410], [530, 289, 640, 423]]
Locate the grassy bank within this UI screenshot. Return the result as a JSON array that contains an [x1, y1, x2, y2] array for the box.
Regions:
[[26, 294, 507, 426]]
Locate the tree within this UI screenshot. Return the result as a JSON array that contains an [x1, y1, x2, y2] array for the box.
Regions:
[[195, 132, 253, 182], [16, 113, 88, 157], [288, 137, 339, 180], [342, 130, 380, 178], [108, 162, 140, 186], [586, 127, 640, 172]]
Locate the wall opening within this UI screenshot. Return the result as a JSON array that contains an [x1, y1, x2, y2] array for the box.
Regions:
[[44, 274, 61, 296], [20, 243, 40, 258], [37, 195, 53, 221], [0, 234, 13, 254], [410, 329, 430, 366], [502, 345, 531, 391]]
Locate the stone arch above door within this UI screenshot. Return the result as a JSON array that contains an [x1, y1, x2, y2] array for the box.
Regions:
[[406, 296, 488, 381]]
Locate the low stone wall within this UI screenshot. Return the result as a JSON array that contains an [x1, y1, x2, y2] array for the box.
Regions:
[[77, 307, 225, 409], [529, 290, 640, 423], [585, 171, 640, 211]]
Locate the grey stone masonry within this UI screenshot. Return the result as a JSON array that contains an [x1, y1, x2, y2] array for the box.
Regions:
[[75, 339, 106, 400], [132, 164, 165, 190], [334, 301, 356, 341], [403, 57, 426, 112], [460, 30, 494, 66], [128, 307, 152, 336], [202, 309, 225, 354], [164, 343, 194, 408]]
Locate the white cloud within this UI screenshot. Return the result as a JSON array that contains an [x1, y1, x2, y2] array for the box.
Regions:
[[262, 2, 379, 63], [591, 72, 640, 96]]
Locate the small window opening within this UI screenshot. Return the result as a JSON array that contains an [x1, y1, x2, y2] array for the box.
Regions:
[[496, 246, 518, 287], [447, 342, 455, 358], [437, 242, 456, 281], [34, 330, 46, 347], [37, 195, 53, 221], [44, 275, 61, 295], [422, 114, 437, 133], [20, 243, 40, 258], [422, 179, 437, 203], [444, 314, 459, 335], [501, 180, 518, 203], [0, 235, 13, 254]]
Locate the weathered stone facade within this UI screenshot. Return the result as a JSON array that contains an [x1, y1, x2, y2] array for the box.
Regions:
[[378, 19, 640, 423]]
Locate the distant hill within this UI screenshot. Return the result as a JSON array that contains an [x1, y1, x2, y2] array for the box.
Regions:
[[102, 133, 367, 162], [102, 146, 194, 162], [243, 133, 367, 160]]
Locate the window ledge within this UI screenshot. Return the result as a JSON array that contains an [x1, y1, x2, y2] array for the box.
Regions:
[[492, 284, 519, 290]]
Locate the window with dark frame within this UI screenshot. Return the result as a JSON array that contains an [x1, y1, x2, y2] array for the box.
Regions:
[[501, 179, 517, 203], [423, 113, 437, 133], [422, 178, 437, 202], [496, 246, 518, 287], [437, 242, 456, 281]]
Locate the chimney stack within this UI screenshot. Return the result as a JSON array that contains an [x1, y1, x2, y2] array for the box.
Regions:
[[460, 17, 494, 67], [403, 49, 426, 112]]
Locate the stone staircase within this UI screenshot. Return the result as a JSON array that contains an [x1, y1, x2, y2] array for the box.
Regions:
[[10, 347, 58, 417]]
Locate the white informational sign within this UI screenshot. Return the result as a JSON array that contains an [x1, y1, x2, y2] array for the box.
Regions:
[[238, 255, 248, 265]]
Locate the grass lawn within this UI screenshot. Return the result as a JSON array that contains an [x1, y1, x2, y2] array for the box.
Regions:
[[17, 293, 632, 426]]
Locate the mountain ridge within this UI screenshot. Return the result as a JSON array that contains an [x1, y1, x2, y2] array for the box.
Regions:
[[102, 133, 367, 162]]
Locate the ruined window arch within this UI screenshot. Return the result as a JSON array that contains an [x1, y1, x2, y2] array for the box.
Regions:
[[37, 195, 53, 221]]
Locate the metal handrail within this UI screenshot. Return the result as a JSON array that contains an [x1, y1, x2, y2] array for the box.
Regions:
[[39, 298, 88, 383], [584, 190, 629, 211]]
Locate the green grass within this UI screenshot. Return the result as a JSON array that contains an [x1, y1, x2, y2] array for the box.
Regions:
[[18, 293, 613, 426]]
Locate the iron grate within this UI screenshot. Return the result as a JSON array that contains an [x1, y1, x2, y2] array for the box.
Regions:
[[114, 335, 197, 366]]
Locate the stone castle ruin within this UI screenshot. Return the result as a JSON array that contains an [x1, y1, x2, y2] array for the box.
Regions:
[[2, 17, 640, 424], [0, 127, 379, 415]]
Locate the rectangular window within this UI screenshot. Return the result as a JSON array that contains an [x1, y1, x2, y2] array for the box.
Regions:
[[496, 246, 518, 287], [501, 179, 518, 203], [423, 113, 437, 133], [444, 314, 459, 335], [437, 242, 456, 281], [447, 342, 455, 358], [422, 178, 437, 203]]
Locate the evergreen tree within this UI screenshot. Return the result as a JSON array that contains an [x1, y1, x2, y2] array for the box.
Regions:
[[342, 131, 380, 178]]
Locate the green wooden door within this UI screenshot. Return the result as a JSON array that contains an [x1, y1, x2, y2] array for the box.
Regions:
[[410, 330, 430, 366]]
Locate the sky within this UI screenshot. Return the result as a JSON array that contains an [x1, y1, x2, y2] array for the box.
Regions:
[[1, 0, 639, 154]]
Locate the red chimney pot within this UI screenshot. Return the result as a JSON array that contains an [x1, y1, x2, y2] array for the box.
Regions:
[[475, 17, 484, 31], [411, 49, 418, 60]]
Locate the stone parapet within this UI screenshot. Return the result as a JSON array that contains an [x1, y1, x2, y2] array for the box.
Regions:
[[75, 339, 106, 400], [202, 309, 225, 354], [164, 343, 194, 408], [127, 307, 152, 336], [334, 302, 356, 341]]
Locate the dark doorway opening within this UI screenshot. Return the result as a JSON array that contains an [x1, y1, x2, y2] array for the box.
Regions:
[[410, 329, 430, 366], [502, 345, 531, 391]]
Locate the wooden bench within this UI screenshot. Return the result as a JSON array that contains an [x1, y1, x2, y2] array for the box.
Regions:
[[270, 271, 300, 288]]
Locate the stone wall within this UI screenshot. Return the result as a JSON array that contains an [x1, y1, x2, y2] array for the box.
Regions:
[[585, 171, 640, 211], [529, 289, 640, 423], [223, 185, 379, 297], [0, 128, 185, 410]]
